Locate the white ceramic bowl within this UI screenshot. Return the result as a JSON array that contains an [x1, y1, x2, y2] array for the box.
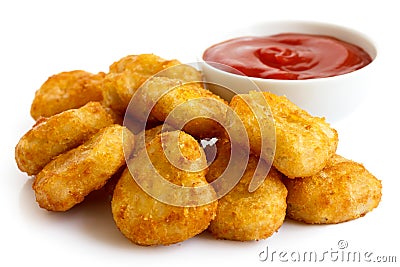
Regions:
[[200, 20, 377, 121]]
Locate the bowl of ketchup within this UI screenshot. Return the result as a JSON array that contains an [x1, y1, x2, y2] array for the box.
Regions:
[[200, 20, 377, 121]]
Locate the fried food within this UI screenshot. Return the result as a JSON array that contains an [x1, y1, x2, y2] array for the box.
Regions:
[[15, 102, 115, 175], [131, 124, 177, 157], [228, 91, 275, 166], [15, 51, 383, 246], [283, 154, 382, 224], [32, 124, 135, 211], [102, 54, 181, 114], [112, 131, 217, 246], [158, 63, 203, 83], [206, 138, 287, 241], [129, 76, 228, 139], [30, 70, 105, 120], [230, 91, 338, 178]]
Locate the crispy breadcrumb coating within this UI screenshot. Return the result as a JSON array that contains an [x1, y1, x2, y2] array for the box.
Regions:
[[112, 131, 217, 246], [207, 138, 287, 241], [283, 154, 382, 224], [230, 91, 338, 178], [129, 76, 228, 139], [15, 102, 114, 175], [102, 54, 180, 114], [33, 124, 134, 211], [31, 70, 105, 120]]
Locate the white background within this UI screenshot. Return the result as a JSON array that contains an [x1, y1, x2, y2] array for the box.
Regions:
[[1, 0, 399, 266]]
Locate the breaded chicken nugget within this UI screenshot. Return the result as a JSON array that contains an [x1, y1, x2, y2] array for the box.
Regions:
[[129, 76, 228, 139], [206, 138, 287, 241], [283, 154, 382, 224], [32, 124, 135, 211], [151, 80, 228, 121], [30, 70, 105, 120], [158, 63, 203, 83], [112, 131, 217, 246], [15, 102, 114, 175], [205, 138, 231, 184], [102, 54, 180, 114], [228, 92, 275, 166], [230, 91, 338, 178], [131, 124, 176, 157]]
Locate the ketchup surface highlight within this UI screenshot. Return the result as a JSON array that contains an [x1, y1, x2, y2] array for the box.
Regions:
[[203, 33, 372, 80]]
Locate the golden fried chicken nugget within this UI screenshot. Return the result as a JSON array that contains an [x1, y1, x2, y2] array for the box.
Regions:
[[32, 125, 135, 211], [30, 70, 105, 120], [129, 76, 228, 139], [181, 83, 230, 139], [112, 131, 217, 246], [159, 63, 203, 83], [206, 138, 287, 241], [205, 138, 231, 184], [15, 102, 115, 175], [283, 154, 382, 224], [131, 124, 177, 157], [102, 54, 180, 114], [230, 91, 338, 178], [151, 80, 228, 121]]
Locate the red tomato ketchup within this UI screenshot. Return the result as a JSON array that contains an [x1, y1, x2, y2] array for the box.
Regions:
[[203, 33, 372, 80]]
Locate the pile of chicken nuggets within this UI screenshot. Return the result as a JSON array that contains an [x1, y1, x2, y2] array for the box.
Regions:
[[15, 54, 382, 246]]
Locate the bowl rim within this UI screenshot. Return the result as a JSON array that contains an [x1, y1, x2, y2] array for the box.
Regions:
[[200, 19, 378, 84]]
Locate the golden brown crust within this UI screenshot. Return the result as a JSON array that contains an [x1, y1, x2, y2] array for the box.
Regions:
[[207, 138, 287, 241], [157, 63, 203, 83], [32, 125, 134, 211], [230, 91, 338, 178], [131, 124, 177, 157], [111, 131, 217, 246], [283, 154, 382, 224], [102, 54, 181, 114], [205, 138, 231, 184], [15, 52, 383, 246], [15, 102, 114, 175], [131, 76, 228, 139], [30, 70, 105, 120]]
